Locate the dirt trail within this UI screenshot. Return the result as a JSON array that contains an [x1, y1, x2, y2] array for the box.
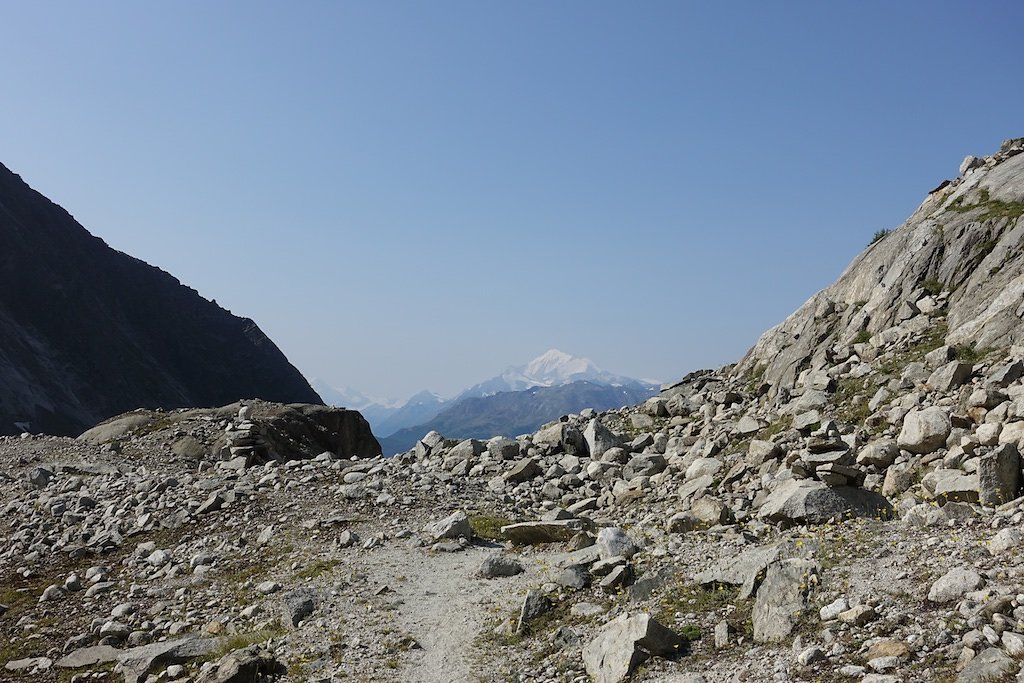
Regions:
[[366, 543, 544, 683]]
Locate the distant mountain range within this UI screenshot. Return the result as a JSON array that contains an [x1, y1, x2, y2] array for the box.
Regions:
[[377, 380, 657, 456], [316, 349, 659, 455]]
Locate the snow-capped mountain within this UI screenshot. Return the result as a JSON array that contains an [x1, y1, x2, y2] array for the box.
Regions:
[[313, 350, 659, 443], [456, 349, 650, 399]]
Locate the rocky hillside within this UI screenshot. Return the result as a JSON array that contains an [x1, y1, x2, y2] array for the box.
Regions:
[[3, 139, 1024, 683], [737, 137, 1024, 392], [0, 162, 322, 436]]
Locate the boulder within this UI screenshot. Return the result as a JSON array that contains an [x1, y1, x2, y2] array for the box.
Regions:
[[897, 407, 951, 454], [921, 469, 979, 503], [196, 646, 286, 683], [978, 443, 1020, 505], [856, 440, 899, 468], [501, 520, 586, 545], [928, 567, 984, 604], [584, 419, 619, 461], [596, 527, 639, 560], [757, 480, 893, 525], [423, 510, 472, 541], [955, 648, 1015, 683], [752, 559, 818, 643], [479, 555, 525, 579], [926, 361, 973, 392], [504, 458, 541, 483], [582, 612, 687, 683]]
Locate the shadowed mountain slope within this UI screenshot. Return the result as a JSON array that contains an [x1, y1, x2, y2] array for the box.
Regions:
[[0, 162, 321, 436]]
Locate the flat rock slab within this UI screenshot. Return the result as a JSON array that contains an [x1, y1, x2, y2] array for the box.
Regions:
[[758, 480, 893, 525], [118, 636, 215, 683], [694, 539, 815, 599], [55, 645, 122, 668], [956, 647, 1016, 683], [752, 559, 819, 643]]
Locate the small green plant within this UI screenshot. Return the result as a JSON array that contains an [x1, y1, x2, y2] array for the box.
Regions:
[[976, 239, 997, 258], [952, 342, 988, 364], [207, 624, 288, 660], [852, 329, 872, 345], [869, 228, 891, 245], [921, 277, 943, 296], [678, 623, 702, 641]]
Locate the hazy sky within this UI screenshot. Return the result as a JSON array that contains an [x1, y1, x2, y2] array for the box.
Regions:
[[2, 2, 1022, 400]]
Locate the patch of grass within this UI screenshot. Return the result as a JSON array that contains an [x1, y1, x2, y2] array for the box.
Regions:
[[758, 415, 792, 440], [293, 558, 341, 580], [869, 228, 891, 245], [653, 579, 739, 625], [206, 623, 288, 660], [944, 188, 1024, 221], [952, 342, 989, 364], [743, 363, 767, 393], [833, 376, 872, 427], [469, 513, 512, 541], [852, 329, 872, 345]]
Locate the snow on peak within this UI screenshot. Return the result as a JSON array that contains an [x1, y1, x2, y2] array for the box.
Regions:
[[520, 349, 603, 386]]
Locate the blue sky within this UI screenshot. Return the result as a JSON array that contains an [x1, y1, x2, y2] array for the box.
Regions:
[[2, 2, 1022, 400]]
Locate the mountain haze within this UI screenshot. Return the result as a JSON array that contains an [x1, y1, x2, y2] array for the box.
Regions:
[[378, 379, 656, 456], [0, 162, 322, 436]]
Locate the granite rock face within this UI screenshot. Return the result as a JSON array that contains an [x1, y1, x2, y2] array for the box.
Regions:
[[737, 139, 1024, 391]]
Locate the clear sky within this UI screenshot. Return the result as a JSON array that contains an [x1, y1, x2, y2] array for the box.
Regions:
[[2, 2, 1022, 401]]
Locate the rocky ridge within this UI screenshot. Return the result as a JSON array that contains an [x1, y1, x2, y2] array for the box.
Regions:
[[3, 140, 1024, 683]]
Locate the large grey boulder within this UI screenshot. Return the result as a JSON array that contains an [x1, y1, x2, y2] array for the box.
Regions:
[[116, 637, 215, 683], [978, 443, 1021, 505], [897, 407, 952, 454], [752, 559, 819, 643], [856, 440, 899, 468], [583, 612, 687, 683], [921, 469, 979, 503], [55, 645, 121, 668], [695, 540, 812, 599], [584, 419, 619, 461], [196, 646, 286, 683], [928, 567, 984, 604], [955, 648, 1016, 683], [504, 458, 541, 483], [757, 480, 893, 525], [926, 361, 973, 392], [596, 527, 639, 560]]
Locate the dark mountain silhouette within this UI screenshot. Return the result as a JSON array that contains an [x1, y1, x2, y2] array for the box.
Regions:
[[0, 162, 321, 436]]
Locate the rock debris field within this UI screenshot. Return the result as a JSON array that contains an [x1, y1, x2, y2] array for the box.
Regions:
[[5, 138, 1024, 683]]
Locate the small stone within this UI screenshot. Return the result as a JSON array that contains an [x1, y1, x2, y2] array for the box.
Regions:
[[423, 510, 472, 541], [838, 604, 876, 626], [479, 555, 524, 579]]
